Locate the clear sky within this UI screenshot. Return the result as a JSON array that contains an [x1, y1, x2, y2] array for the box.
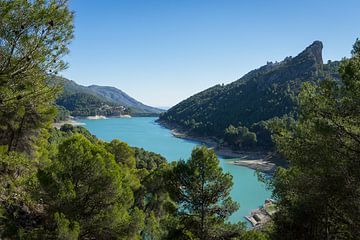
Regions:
[[63, 0, 360, 108]]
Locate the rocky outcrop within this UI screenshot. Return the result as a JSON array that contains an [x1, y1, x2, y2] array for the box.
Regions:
[[159, 41, 338, 148]]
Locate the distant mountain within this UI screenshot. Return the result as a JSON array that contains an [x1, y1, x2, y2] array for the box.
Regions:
[[87, 85, 163, 114], [159, 41, 341, 149], [54, 77, 164, 117]]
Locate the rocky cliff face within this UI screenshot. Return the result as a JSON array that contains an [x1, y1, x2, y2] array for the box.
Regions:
[[159, 41, 337, 147], [302, 40, 323, 69]]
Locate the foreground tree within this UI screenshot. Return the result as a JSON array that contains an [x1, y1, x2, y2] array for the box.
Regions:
[[0, 148, 40, 238], [169, 146, 243, 240], [106, 139, 136, 168], [0, 0, 74, 152], [38, 134, 144, 239], [269, 39, 360, 239], [45, 127, 179, 239]]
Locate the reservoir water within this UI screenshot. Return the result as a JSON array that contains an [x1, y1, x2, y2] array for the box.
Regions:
[[80, 117, 271, 224]]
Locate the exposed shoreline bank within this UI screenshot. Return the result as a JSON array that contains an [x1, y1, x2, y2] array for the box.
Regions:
[[52, 119, 86, 129], [157, 120, 282, 174], [53, 114, 153, 129]]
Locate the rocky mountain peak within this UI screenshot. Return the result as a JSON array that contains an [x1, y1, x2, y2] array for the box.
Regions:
[[298, 40, 323, 66]]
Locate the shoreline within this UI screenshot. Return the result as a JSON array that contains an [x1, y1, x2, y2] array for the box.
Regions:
[[57, 117, 282, 174], [158, 120, 281, 174], [52, 119, 86, 129], [245, 199, 277, 229]]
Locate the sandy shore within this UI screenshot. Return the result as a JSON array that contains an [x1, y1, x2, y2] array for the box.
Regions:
[[159, 121, 282, 173], [231, 157, 277, 174], [52, 120, 85, 129], [86, 115, 107, 120], [217, 149, 278, 174]]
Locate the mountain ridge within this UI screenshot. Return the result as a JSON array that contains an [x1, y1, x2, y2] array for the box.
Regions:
[[159, 41, 340, 149], [55, 77, 164, 117], [87, 84, 163, 114]]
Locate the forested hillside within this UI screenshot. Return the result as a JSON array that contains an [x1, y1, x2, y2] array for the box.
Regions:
[[88, 85, 163, 114], [0, 1, 258, 239], [54, 77, 164, 117], [1, 0, 360, 239], [159, 41, 340, 149], [267, 39, 360, 239]]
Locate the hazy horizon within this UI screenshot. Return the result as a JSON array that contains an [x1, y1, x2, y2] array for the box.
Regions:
[[63, 0, 360, 107]]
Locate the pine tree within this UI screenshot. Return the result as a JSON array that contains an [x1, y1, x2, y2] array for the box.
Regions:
[[269, 39, 360, 239], [0, 0, 74, 153], [38, 134, 144, 239], [170, 146, 243, 240]]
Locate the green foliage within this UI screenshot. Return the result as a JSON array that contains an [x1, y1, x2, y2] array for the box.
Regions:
[[38, 126, 176, 239], [56, 92, 127, 117], [0, 0, 269, 239], [224, 125, 257, 149], [142, 212, 162, 240], [54, 212, 80, 240], [38, 134, 143, 239], [0, 148, 35, 200], [268, 39, 360, 239], [159, 41, 340, 150], [54, 105, 71, 122], [44, 126, 98, 161], [238, 230, 269, 240], [131, 148, 175, 239], [7, 2, 359, 239], [59, 125, 97, 142], [351, 38, 360, 56], [106, 139, 136, 168], [0, 148, 40, 239], [0, 0, 74, 153], [134, 147, 167, 170], [54, 76, 163, 117], [169, 146, 244, 239]]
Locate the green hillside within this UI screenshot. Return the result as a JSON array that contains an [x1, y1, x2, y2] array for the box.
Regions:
[[56, 92, 129, 117], [53, 77, 164, 117], [159, 41, 340, 149]]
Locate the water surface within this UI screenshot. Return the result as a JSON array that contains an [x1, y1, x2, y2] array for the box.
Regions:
[[80, 117, 271, 223]]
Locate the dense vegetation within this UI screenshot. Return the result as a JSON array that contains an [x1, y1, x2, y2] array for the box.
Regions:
[[266, 39, 360, 239], [87, 84, 164, 115], [168, 146, 244, 239], [1, 0, 360, 239], [56, 91, 129, 117], [0, 123, 253, 239], [159, 42, 340, 150], [54, 77, 163, 118], [0, 1, 257, 239], [54, 105, 71, 122], [0, 0, 73, 153]]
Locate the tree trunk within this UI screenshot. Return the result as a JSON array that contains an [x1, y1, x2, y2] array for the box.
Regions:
[[13, 113, 26, 151], [200, 159, 205, 240]]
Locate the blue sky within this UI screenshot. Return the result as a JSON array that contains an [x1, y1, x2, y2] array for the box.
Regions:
[[63, 0, 360, 107]]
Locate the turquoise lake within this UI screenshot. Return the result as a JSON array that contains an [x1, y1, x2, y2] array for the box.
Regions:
[[80, 117, 271, 224]]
